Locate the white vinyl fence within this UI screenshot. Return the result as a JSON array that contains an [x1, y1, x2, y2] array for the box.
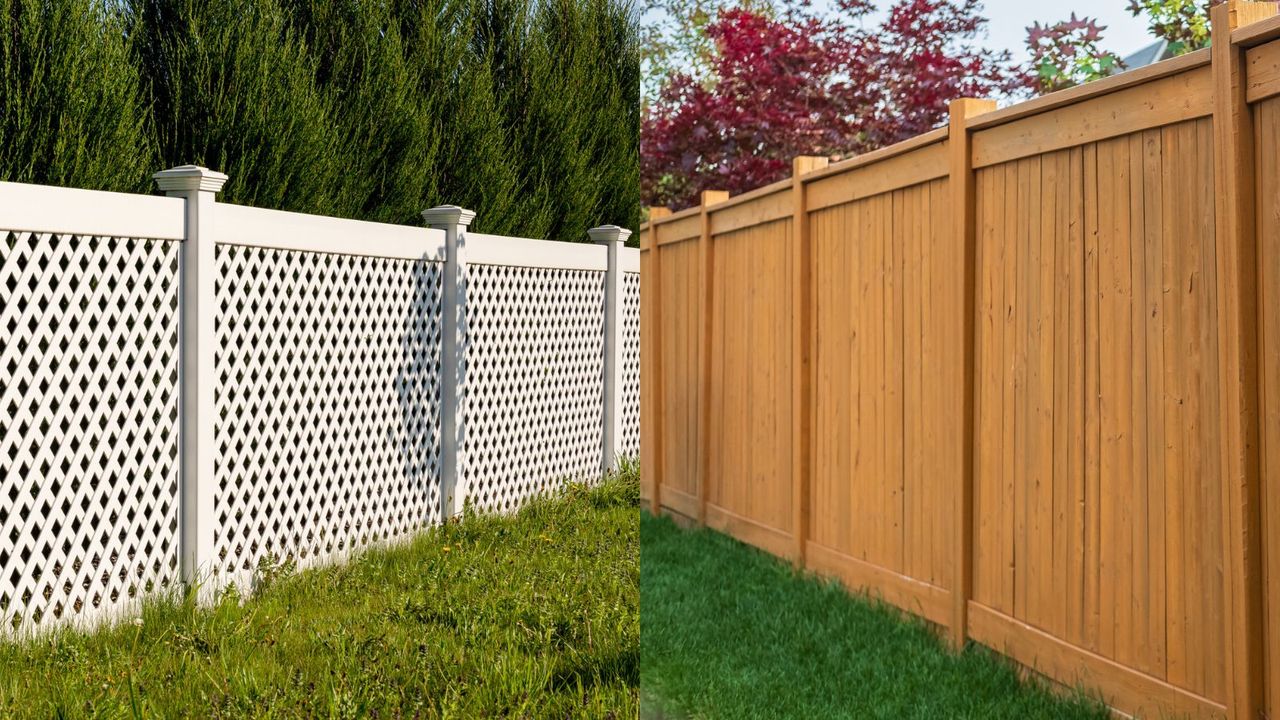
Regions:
[[0, 166, 639, 633]]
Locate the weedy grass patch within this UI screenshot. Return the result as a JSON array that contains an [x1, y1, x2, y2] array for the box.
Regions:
[[641, 511, 1110, 719], [0, 471, 639, 719]]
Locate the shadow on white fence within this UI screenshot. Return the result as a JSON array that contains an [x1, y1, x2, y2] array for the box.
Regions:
[[0, 165, 640, 634]]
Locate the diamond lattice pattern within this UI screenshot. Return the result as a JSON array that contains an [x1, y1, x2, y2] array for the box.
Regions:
[[620, 271, 640, 458], [214, 245, 444, 576], [0, 231, 181, 632], [464, 264, 605, 512]]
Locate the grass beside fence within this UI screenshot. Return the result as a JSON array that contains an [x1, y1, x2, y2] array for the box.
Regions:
[[0, 473, 639, 719], [641, 512, 1109, 719]]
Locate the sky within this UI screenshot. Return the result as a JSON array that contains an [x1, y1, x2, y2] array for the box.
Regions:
[[862, 0, 1156, 62]]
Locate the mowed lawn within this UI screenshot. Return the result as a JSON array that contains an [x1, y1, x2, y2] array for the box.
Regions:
[[0, 473, 640, 719], [641, 512, 1109, 719]]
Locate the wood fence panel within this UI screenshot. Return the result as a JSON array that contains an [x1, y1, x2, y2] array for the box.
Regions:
[[655, 231, 702, 517], [640, 227, 660, 506], [970, 117, 1226, 712], [705, 216, 795, 551], [808, 144, 957, 608]]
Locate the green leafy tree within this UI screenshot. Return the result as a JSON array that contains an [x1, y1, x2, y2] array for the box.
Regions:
[[1027, 14, 1125, 94], [1030, 0, 1224, 97], [639, 0, 774, 106], [1127, 0, 1214, 55]]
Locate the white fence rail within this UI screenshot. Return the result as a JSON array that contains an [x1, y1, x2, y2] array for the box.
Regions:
[[0, 166, 639, 633]]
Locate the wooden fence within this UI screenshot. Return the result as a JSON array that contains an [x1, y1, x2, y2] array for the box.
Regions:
[[640, 3, 1280, 717]]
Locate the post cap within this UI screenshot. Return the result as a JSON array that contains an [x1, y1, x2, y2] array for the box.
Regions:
[[588, 225, 632, 246], [421, 205, 476, 228], [152, 165, 229, 194]]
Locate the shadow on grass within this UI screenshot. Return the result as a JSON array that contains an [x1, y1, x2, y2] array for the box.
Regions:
[[549, 646, 640, 693], [641, 511, 1111, 720]]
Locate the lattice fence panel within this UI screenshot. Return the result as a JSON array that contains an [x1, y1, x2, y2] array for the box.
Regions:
[[464, 265, 605, 512], [0, 231, 181, 632], [620, 271, 641, 458], [214, 246, 444, 576]]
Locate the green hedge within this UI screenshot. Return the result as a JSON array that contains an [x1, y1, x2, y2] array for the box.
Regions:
[[0, 0, 639, 240]]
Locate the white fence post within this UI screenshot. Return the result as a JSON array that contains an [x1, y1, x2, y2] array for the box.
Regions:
[[423, 205, 476, 517], [153, 165, 227, 591], [590, 225, 632, 475]]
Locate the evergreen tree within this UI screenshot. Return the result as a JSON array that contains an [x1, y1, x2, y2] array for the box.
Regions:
[[129, 0, 342, 213], [0, 0, 155, 191], [1, 0, 640, 240]]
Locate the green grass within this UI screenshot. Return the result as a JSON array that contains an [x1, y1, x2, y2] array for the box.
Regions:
[[0, 473, 640, 719], [641, 512, 1110, 719]]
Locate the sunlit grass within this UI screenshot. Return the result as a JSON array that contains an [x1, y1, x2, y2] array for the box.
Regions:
[[0, 470, 640, 719]]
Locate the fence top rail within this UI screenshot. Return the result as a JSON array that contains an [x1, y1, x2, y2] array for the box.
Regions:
[[0, 180, 186, 241], [967, 48, 1209, 132], [1235, 12, 1280, 47], [468, 232, 608, 272], [649, 204, 702, 226], [705, 178, 792, 215], [801, 127, 947, 185], [621, 247, 640, 273], [214, 201, 446, 261]]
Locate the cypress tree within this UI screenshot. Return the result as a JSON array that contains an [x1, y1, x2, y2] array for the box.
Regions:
[[0, 0, 640, 240], [0, 0, 155, 191], [129, 0, 342, 213], [280, 0, 442, 224]]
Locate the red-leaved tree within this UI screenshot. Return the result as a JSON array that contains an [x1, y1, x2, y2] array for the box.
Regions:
[[642, 0, 1028, 210]]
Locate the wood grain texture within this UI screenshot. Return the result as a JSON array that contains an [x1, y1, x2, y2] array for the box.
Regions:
[[706, 217, 794, 536], [792, 156, 829, 565], [1255, 93, 1280, 720], [640, 207, 670, 510], [657, 237, 702, 506], [1212, 4, 1273, 717], [808, 173, 956, 600], [968, 603, 1227, 718], [971, 119, 1226, 706], [971, 65, 1212, 169], [698, 190, 730, 527], [950, 98, 997, 650]]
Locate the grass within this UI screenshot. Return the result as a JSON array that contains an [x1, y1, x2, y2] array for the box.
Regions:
[[641, 512, 1110, 719], [0, 471, 640, 719]]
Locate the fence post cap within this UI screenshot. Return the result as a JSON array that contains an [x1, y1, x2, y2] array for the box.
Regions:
[[152, 165, 228, 194], [588, 225, 632, 246], [421, 205, 476, 227]]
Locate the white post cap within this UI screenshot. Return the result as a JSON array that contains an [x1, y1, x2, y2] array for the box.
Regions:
[[422, 205, 477, 227], [588, 225, 632, 245], [152, 165, 229, 194]]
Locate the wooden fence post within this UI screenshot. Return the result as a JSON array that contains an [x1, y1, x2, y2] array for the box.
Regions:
[[791, 156, 828, 565], [948, 98, 996, 651], [643, 207, 671, 515], [698, 190, 729, 526], [1211, 3, 1275, 717]]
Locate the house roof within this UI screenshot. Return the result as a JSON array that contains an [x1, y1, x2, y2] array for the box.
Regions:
[[1121, 38, 1172, 70]]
